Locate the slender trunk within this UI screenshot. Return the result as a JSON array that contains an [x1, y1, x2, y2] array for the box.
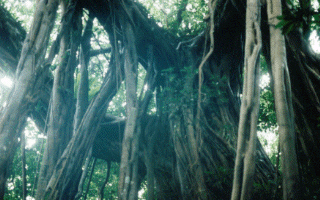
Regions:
[[267, 0, 300, 199], [84, 158, 96, 200], [73, 12, 93, 200], [184, 108, 207, 199], [144, 134, 155, 200], [73, 12, 93, 133], [21, 131, 27, 200], [231, 0, 261, 199], [99, 161, 111, 200], [75, 149, 92, 200], [272, 140, 280, 200], [118, 18, 140, 200], [146, 157, 154, 200], [31, 139, 45, 197], [176, 157, 189, 199]]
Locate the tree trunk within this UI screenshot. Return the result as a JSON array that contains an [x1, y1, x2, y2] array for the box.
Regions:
[[231, 0, 261, 199], [73, 11, 92, 200], [21, 131, 27, 200], [73, 12, 93, 133], [43, 53, 123, 199], [75, 149, 92, 199], [83, 158, 96, 200], [267, 0, 300, 199], [35, 2, 81, 198], [0, 0, 59, 198], [118, 16, 140, 200], [0, 1, 302, 199], [98, 161, 111, 200]]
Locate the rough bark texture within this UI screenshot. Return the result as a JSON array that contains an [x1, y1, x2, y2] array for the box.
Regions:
[[286, 30, 320, 198], [231, 0, 261, 199], [35, 1, 81, 199], [118, 18, 140, 200], [73, 12, 92, 133], [0, 0, 59, 198], [260, 1, 320, 198], [43, 54, 123, 199]]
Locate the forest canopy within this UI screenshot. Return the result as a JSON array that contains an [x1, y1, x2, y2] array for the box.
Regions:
[[0, 0, 319, 199]]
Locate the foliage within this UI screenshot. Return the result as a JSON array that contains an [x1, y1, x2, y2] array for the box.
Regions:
[[107, 65, 147, 117], [303, 176, 320, 199], [252, 179, 281, 200], [5, 120, 45, 199], [204, 167, 233, 199], [159, 66, 198, 114], [258, 87, 277, 131], [257, 55, 278, 163], [83, 160, 119, 200], [107, 82, 126, 117], [276, 0, 320, 36], [258, 55, 276, 131], [2, 0, 35, 30], [140, 0, 207, 39], [1, 0, 319, 199], [74, 17, 111, 101]]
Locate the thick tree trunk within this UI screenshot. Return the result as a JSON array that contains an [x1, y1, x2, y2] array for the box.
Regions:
[[0, 0, 59, 198], [267, 0, 300, 199], [231, 0, 261, 199], [286, 30, 320, 197], [35, 2, 81, 199], [72, 12, 92, 200], [43, 54, 123, 199]]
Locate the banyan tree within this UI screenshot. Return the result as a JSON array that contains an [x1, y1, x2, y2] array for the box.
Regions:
[[0, 0, 319, 199]]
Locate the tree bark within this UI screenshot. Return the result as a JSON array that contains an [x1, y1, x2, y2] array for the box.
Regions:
[[231, 0, 261, 199], [43, 53, 123, 199], [118, 16, 140, 200], [0, 0, 59, 198], [75, 149, 92, 200], [35, 2, 81, 199], [21, 131, 27, 200], [267, 0, 300, 199], [83, 158, 96, 200], [98, 161, 111, 200], [73, 12, 93, 133], [73, 12, 93, 200]]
